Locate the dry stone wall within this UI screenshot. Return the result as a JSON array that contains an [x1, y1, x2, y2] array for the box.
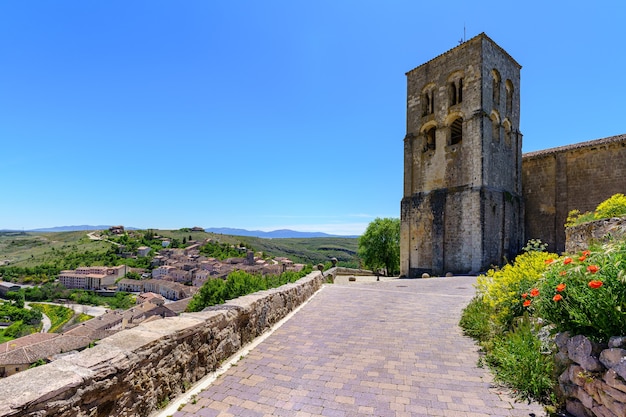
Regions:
[[555, 333, 626, 417], [565, 217, 626, 254], [0, 271, 325, 417]]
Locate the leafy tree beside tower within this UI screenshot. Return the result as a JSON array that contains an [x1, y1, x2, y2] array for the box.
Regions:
[[358, 218, 400, 276]]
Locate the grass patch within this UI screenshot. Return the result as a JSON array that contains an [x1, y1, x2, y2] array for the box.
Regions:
[[30, 303, 74, 333], [75, 313, 93, 323], [484, 315, 556, 404]]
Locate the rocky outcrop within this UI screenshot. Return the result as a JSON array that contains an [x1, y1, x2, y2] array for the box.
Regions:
[[0, 271, 325, 417], [555, 333, 626, 417], [565, 217, 626, 254]]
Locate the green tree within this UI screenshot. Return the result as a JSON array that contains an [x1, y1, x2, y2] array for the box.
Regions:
[[124, 271, 142, 280], [357, 217, 400, 276], [7, 290, 25, 308]]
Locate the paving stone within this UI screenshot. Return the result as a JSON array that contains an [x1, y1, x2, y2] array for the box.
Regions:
[[172, 277, 547, 416]]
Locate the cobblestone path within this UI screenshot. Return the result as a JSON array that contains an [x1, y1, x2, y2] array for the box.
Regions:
[[170, 276, 546, 417]]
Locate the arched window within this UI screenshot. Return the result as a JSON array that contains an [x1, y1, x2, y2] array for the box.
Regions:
[[450, 118, 463, 145], [448, 82, 457, 106], [491, 113, 500, 143], [492, 69, 501, 106], [425, 126, 436, 150], [448, 78, 463, 106], [505, 80, 514, 116], [421, 84, 435, 116], [422, 91, 434, 116], [503, 119, 512, 146]]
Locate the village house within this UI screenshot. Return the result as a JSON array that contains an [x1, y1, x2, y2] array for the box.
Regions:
[[108, 225, 124, 235], [130, 279, 196, 301], [58, 265, 126, 290], [136, 246, 151, 257], [167, 268, 191, 284], [192, 269, 210, 287], [0, 281, 22, 297], [0, 332, 91, 378], [116, 278, 144, 292], [135, 292, 165, 305], [151, 265, 175, 279]]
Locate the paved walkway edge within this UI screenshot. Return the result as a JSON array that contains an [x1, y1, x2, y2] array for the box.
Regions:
[[153, 286, 327, 417]]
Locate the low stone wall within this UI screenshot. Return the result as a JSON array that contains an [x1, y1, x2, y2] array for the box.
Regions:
[[332, 267, 373, 276], [555, 333, 626, 417], [0, 271, 325, 417], [565, 217, 626, 254]]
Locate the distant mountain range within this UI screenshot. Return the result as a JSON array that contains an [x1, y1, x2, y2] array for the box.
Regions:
[[0, 225, 358, 238], [205, 227, 359, 239]]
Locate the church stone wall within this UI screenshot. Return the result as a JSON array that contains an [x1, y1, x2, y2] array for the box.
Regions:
[[522, 134, 626, 253]]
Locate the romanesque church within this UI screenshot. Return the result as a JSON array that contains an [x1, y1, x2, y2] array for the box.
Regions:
[[400, 33, 626, 277]]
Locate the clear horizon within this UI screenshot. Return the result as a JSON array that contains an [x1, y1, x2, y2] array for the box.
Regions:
[[2, 1, 624, 235], [1, 224, 362, 236]]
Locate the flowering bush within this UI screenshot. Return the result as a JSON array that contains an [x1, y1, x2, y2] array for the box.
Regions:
[[595, 193, 626, 219], [462, 249, 559, 405], [475, 251, 557, 328], [565, 193, 626, 226], [530, 242, 626, 342]]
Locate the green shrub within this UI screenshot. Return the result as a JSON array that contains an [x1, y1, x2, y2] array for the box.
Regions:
[[459, 296, 497, 343], [533, 242, 626, 342], [522, 238, 548, 253], [186, 266, 313, 312], [475, 251, 557, 328], [461, 250, 561, 407]]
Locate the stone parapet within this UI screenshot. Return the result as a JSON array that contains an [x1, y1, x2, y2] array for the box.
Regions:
[[0, 271, 325, 417]]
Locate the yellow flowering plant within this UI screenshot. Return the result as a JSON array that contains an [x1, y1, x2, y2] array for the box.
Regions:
[[475, 250, 557, 329]]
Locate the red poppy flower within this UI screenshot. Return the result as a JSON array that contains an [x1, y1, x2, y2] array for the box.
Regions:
[[579, 255, 587, 262], [521, 293, 528, 299], [582, 250, 591, 256], [588, 280, 603, 289], [523, 299, 531, 307], [587, 265, 599, 274], [553, 294, 563, 302], [530, 288, 540, 297], [559, 271, 567, 276], [545, 259, 554, 265], [563, 257, 572, 265], [556, 283, 566, 292]]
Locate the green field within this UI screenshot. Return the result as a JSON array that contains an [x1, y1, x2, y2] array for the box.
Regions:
[[0, 231, 111, 267]]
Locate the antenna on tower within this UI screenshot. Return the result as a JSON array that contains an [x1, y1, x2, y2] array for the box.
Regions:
[[458, 24, 466, 44]]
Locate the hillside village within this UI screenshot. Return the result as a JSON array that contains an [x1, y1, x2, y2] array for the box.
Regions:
[[0, 227, 306, 377]]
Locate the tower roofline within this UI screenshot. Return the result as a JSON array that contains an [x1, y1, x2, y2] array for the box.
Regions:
[[405, 32, 522, 76]]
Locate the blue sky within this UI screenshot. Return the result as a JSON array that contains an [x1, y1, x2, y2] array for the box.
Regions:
[[1, 1, 624, 235]]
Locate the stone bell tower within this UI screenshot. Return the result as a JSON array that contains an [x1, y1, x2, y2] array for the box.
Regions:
[[400, 33, 524, 277]]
